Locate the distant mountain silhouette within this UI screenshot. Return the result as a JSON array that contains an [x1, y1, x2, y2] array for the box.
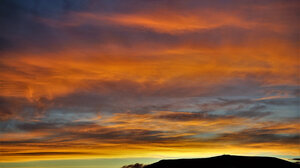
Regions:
[[142, 155, 299, 168]]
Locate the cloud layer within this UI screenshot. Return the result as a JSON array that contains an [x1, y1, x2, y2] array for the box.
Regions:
[[0, 0, 299, 162]]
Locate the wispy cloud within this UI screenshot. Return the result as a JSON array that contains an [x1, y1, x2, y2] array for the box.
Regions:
[[0, 0, 299, 163]]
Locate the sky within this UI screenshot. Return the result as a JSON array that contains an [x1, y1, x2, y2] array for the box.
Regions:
[[0, 0, 299, 167]]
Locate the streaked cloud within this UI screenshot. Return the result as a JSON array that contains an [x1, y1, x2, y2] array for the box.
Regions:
[[0, 0, 299, 164]]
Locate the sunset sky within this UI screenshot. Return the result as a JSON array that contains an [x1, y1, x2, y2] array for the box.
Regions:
[[0, 0, 299, 168]]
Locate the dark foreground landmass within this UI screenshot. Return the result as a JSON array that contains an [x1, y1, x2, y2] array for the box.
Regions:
[[144, 155, 299, 168], [123, 155, 300, 168]]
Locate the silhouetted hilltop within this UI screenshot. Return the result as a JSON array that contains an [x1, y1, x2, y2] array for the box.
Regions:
[[143, 155, 299, 168]]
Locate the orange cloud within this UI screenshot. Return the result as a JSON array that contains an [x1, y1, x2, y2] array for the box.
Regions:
[[1, 110, 299, 162], [0, 0, 299, 163]]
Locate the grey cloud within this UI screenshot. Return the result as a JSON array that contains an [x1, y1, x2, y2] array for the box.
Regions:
[[1, 0, 298, 54], [5, 151, 92, 156], [155, 112, 235, 122], [218, 128, 300, 145], [73, 128, 179, 143], [226, 105, 273, 118]]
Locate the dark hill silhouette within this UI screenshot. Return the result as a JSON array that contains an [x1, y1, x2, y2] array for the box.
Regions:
[[142, 155, 299, 168]]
